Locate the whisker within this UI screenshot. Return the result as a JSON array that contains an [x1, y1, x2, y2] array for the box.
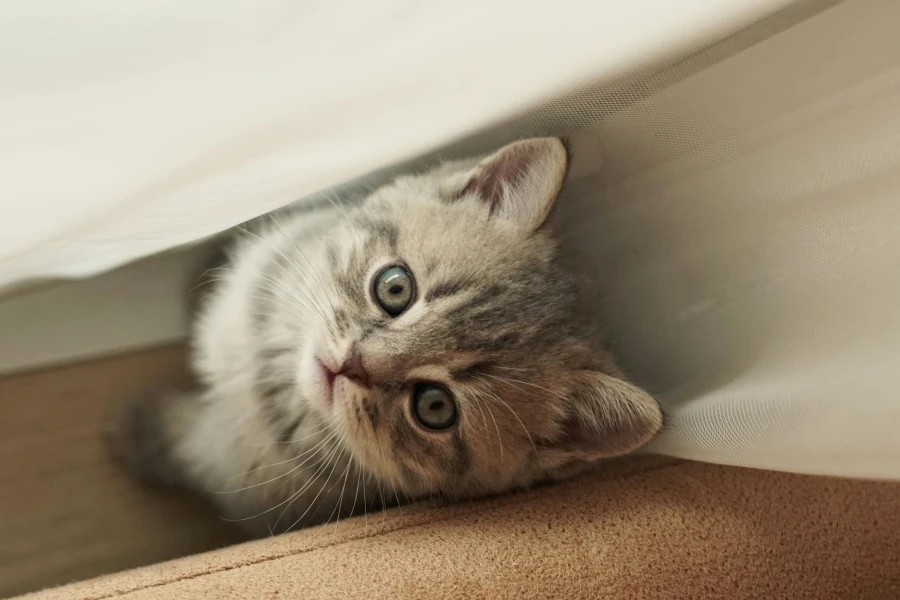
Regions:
[[283, 441, 347, 532], [331, 459, 354, 542], [249, 294, 315, 327], [266, 215, 340, 317], [387, 473, 404, 519], [361, 468, 369, 539], [247, 283, 320, 325], [479, 397, 505, 464], [220, 436, 341, 523], [249, 266, 326, 325], [349, 468, 363, 528], [318, 462, 351, 530], [481, 373, 568, 401], [249, 310, 306, 331], [212, 429, 339, 494], [464, 392, 490, 433], [267, 438, 344, 529], [375, 476, 388, 533], [320, 188, 365, 248], [373, 440, 404, 521], [188, 276, 228, 297], [237, 224, 331, 324], [247, 277, 326, 325], [251, 267, 318, 311], [475, 376, 542, 469], [248, 424, 329, 448]]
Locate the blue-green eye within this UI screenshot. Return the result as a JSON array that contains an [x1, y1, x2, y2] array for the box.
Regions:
[[412, 384, 457, 430], [373, 265, 414, 316]]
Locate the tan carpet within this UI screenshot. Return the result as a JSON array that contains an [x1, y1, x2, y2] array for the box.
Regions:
[[18, 458, 900, 599]]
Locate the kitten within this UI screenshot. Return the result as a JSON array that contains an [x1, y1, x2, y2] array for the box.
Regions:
[[109, 138, 663, 536]]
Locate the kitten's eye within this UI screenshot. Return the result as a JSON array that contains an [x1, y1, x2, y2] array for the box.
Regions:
[[373, 265, 414, 316], [412, 384, 457, 430]]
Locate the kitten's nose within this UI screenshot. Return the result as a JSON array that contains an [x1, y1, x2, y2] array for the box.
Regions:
[[337, 346, 370, 388]]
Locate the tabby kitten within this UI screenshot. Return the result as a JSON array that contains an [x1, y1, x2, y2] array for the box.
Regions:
[[110, 137, 662, 536]]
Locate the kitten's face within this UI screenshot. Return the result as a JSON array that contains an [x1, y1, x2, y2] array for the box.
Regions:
[[295, 138, 662, 498]]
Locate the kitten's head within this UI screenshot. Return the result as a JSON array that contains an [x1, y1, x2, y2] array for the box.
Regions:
[[296, 138, 662, 498]]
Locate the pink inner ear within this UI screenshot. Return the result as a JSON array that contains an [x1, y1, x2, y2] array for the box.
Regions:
[[461, 152, 535, 215]]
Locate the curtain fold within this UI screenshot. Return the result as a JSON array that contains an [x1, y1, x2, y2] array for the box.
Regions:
[[3, 0, 899, 478]]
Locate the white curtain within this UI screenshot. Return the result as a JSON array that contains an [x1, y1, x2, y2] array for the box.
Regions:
[[2, 0, 898, 479]]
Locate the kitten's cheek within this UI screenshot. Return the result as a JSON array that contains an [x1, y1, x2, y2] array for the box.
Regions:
[[299, 357, 334, 414]]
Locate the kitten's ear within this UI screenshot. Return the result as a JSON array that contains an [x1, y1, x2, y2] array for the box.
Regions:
[[460, 137, 569, 230], [542, 371, 663, 465]]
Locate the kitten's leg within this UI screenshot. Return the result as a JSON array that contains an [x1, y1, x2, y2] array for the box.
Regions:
[[107, 386, 208, 488]]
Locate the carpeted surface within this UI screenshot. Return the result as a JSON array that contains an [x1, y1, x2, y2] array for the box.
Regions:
[[18, 456, 900, 599]]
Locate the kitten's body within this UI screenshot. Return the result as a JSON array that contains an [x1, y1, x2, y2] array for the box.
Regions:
[[111, 138, 662, 536]]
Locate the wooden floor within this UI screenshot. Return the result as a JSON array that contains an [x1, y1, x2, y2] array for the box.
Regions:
[[0, 346, 244, 599]]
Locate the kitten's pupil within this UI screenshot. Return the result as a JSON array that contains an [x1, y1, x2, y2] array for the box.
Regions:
[[389, 284, 403, 294], [428, 400, 443, 411]]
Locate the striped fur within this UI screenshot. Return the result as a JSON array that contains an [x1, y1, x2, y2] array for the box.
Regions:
[[110, 138, 662, 537]]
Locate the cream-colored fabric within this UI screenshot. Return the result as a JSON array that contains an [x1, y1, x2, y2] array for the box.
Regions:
[[0, 0, 789, 291], [17, 459, 900, 600], [2, 0, 899, 478], [565, 0, 900, 478]]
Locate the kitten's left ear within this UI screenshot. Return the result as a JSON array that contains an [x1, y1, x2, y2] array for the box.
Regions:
[[541, 371, 663, 466], [460, 137, 569, 230]]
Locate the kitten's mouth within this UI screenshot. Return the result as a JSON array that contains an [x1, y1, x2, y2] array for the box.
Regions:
[[315, 358, 337, 405]]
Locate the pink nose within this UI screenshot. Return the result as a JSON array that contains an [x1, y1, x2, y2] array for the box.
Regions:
[[337, 346, 370, 388]]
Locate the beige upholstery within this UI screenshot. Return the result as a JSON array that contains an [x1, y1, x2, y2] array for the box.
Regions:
[[18, 457, 900, 600]]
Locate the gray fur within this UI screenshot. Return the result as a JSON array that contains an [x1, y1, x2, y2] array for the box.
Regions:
[[109, 138, 662, 537]]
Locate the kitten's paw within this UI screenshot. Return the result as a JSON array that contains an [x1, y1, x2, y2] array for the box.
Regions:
[[105, 387, 183, 486]]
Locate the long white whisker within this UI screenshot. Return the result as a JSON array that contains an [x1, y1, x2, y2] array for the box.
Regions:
[[237, 224, 331, 323], [213, 429, 338, 494], [375, 477, 388, 533], [387, 474, 404, 518], [249, 264, 326, 325], [248, 424, 329, 448], [331, 460, 354, 541], [220, 436, 341, 523], [478, 393, 505, 463], [465, 391, 490, 432], [265, 438, 344, 529], [225, 439, 323, 482], [283, 441, 346, 532], [260, 245, 332, 322], [481, 373, 568, 401], [475, 376, 542, 468], [320, 188, 365, 247], [249, 311, 307, 330], [349, 468, 363, 526], [251, 267, 319, 314], [247, 280, 320, 324], [266, 215, 340, 316], [361, 468, 369, 539]]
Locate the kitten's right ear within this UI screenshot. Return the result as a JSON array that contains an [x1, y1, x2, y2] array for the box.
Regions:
[[539, 371, 663, 467], [457, 137, 569, 230]]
